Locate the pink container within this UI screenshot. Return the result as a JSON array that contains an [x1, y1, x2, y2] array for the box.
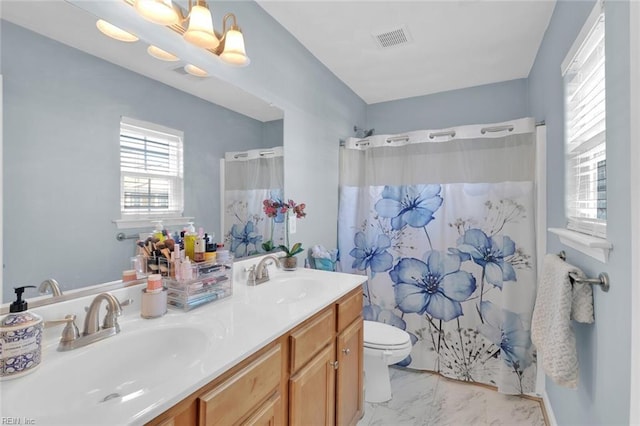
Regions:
[[146, 274, 163, 293]]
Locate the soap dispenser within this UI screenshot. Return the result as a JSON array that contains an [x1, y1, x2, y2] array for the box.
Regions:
[[1, 286, 43, 380]]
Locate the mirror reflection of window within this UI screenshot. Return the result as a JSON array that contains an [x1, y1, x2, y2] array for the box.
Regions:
[[222, 147, 284, 258], [119, 117, 184, 220]]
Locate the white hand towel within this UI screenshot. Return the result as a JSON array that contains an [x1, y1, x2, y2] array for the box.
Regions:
[[531, 254, 594, 389]]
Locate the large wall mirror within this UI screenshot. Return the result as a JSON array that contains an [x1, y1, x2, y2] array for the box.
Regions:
[[1, 1, 284, 303]]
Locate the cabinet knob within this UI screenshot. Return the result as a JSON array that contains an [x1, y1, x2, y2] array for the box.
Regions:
[[329, 361, 339, 370], [342, 348, 351, 355]]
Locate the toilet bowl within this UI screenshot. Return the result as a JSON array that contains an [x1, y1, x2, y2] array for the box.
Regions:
[[363, 320, 412, 403]]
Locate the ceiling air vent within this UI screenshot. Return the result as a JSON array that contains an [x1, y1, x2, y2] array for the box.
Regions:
[[372, 25, 412, 49]]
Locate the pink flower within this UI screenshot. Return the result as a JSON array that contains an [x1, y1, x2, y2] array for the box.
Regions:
[[293, 203, 306, 218], [262, 199, 281, 218], [262, 198, 306, 220]]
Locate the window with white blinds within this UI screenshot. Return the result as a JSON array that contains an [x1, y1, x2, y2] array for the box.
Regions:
[[120, 117, 184, 218], [562, 2, 606, 238]]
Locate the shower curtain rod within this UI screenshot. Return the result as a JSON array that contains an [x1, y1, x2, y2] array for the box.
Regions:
[[339, 120, 546, 146]]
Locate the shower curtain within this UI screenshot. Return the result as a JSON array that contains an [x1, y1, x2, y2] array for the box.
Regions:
[[222, 147, 284, 258], [338, 118, 538, 394]]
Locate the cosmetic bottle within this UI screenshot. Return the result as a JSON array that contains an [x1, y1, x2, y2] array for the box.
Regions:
[[194, 236, 205, 262], [141, 275, 167, 319], [152, 220, 165, 242], [1, 286, 43, 380], [182, 257, 194, 281], [205, 239, 217, 263], [184, 222, 197, 261]]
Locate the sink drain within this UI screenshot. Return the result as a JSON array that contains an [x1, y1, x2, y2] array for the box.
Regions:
[[100, 393, 121, 403]]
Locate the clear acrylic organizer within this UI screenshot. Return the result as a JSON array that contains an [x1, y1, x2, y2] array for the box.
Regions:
[[164, 258, 233, 311]]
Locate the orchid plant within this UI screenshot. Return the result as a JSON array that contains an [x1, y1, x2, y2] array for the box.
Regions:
[[262, 198, 306, 257]]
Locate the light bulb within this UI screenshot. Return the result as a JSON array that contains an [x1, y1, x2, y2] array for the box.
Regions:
[[184, 64, 208, 77], [184, 4, 219, 49], [134, 0, 179, 26], [96, 20, 139, 42], [147, 45, 179, 61], [220, 29, 250, 66]]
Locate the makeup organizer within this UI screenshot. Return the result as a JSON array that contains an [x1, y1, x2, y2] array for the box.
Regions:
[[164, 258, 233, 311]]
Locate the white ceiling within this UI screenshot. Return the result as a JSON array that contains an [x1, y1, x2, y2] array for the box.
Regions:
[[1, 1, 555, 116], [257, 1, 556, 104]]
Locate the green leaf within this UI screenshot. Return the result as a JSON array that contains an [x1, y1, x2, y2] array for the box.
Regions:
[[289, 243, 303, 256], [278, 244, 291, 255], [290, 242, 302, 253], [290, 247, 304, 256]]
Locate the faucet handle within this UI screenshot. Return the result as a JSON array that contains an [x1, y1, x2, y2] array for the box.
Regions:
[[261, 266, 271, 280], [245, 265, 256, 286], [115, 297, 133, 312], [45, 315, 80, 346], [44, 314, 76, 328]]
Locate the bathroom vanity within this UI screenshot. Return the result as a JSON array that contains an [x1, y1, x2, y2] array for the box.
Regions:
[[147, 286, 363, 426], [0, 257, 365, 426]]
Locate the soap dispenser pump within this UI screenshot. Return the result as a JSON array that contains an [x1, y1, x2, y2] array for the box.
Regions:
[[1, 286, 43, 380]]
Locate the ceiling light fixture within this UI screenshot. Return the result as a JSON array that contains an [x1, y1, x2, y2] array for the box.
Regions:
[[134, 0, 179, 26], [147, 45, 179, 61], [127, 0, 250, 67], [184, 64, 208, 77], [96, 19, 139, 42], [183, 0, 219, 49]]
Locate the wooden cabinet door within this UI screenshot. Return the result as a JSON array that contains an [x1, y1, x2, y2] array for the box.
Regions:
[[336, 318, 363, 426], [199, 345, 282, 426], [289, 343, 336, 426], [241, 392, 282, 426]]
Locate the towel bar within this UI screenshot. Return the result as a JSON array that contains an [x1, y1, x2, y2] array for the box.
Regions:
[[116, 232, 138, 241], [557, 251, 610, 292]]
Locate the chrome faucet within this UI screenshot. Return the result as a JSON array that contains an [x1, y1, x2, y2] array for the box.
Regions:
[[254, 255, 281, 285], [84, 293, 123, 335], [39, 278, 63, 297]]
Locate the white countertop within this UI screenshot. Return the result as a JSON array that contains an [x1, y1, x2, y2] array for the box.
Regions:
[[0, 256, 366, 425]]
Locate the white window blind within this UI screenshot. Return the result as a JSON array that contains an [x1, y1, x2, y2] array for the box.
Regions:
[[120, 117, 184, 218], [562, 3, 606, 238]]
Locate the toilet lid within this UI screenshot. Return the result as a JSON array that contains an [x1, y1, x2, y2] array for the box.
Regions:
[[364, 320, 411, 348]]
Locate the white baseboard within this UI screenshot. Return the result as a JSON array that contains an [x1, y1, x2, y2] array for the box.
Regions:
[[542, 391, 558, 426]]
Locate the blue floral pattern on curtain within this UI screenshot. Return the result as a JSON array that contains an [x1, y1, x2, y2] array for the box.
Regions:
[[224, 189, 285, 258], [339, 182, 537, 394]]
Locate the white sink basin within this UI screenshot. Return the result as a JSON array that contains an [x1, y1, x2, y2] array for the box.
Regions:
[[1, 324, 217, 421], [259, 275, 324, 304]]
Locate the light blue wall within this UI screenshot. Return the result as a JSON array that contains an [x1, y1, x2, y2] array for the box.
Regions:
[[366, 79, 529, 134], [361, 1, 633, 422], [528, 0, 631, 424], [2, 21, 276, 300], [61, 0, 367, 272], [262, 119, 284, 149], [3, 0, 367, 299], [179, 1, 368, 252]]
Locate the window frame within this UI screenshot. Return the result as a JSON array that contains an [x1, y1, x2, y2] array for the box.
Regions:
[[118, 116, 185, 222], [561, 0, 607, 239]]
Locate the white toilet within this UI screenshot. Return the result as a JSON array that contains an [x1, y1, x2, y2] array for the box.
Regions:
[[363, 320, 412, 403]]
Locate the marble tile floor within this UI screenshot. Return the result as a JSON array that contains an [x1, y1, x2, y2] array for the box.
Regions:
[[358, 367, 547, 426]]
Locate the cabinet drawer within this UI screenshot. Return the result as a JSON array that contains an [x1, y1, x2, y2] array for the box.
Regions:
[[336, 289, 362, 332], [199, 344, 282, 426], [241, 392, 282, 426], [290, 307, 335, 373]]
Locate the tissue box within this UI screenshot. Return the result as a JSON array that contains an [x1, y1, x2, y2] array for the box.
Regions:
[[314, 258, 334, 271]]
